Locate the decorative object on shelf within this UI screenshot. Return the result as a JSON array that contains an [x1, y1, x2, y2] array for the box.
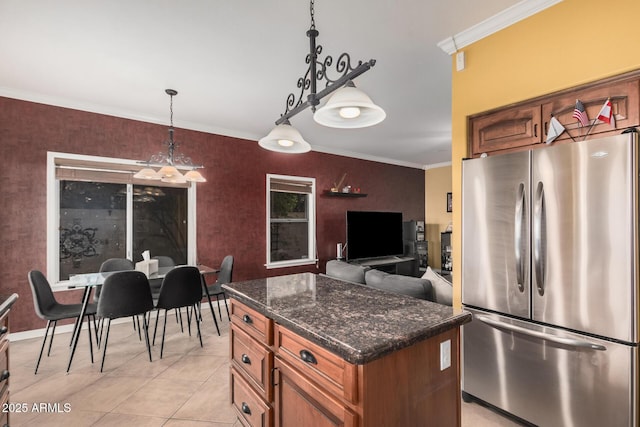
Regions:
[[323, 190, 366, 198], [258, 0, 385, 154], [134, 89, 206, 183], [446, 192, 452, 212]]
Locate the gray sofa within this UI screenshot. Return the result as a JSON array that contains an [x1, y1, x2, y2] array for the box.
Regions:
[[325, 260, 452, 306]]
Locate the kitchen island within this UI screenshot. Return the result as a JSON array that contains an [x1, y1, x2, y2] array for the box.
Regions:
[[222, 273, 471, 427]]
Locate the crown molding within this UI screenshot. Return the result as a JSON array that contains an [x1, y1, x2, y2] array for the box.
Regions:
[[437, 0, 563, 55]]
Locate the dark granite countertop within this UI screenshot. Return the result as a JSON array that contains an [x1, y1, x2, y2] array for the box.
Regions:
[[223, 273, 471, 364], [0, 293, 19, 317]]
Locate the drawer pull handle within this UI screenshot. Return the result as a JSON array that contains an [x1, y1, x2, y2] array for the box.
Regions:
[[300, 349, 317, 365], [242, 314, 253, 324], [0, 370, 9, 381], [241, 354, 251, 364], [241, 402, 251, 415], [0, 326, 7, 337]]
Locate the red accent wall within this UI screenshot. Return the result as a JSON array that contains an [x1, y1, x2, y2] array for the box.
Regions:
[[1, 96, 425, 332]]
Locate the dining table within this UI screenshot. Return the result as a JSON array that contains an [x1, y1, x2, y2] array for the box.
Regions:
[[65, 264, 219, 372]]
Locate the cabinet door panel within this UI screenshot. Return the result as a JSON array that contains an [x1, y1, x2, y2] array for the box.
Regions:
[[541, 78, 639, 142], [274, 358, 357, 427], [470, 104, 542, 156]]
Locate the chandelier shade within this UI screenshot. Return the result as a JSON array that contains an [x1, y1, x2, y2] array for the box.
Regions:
[[135, 89, 206, 183], [258, 120, 311, 153]]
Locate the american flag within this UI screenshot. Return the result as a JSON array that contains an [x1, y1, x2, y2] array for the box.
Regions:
[[572, 100, 589, 126]]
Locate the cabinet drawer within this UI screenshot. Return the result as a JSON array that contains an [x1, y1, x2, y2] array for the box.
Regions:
[[231, 300, 273, 346], [274, 324, 357, 404], [231, 367, 272, 427], [231, 324, 273, 400]]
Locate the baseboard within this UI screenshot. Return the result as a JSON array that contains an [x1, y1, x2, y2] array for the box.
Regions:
[[8, 303, 224, 342]]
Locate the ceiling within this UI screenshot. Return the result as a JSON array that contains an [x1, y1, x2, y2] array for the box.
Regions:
[[0, 0, 545, 169]]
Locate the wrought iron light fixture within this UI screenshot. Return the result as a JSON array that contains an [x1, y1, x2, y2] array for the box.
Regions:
[[134, 89, 206, 183], [259, 0, 385, 153]]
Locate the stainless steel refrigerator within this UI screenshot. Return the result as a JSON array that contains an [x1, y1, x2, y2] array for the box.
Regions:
[[461, 132, 638, 427]]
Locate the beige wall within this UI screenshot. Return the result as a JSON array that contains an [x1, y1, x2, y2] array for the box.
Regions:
[[425, 165, 452, 268], [449, 0, 640, 307]]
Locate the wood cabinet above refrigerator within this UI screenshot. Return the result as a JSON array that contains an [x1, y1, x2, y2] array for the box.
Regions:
[[469, 70, 640, 158]]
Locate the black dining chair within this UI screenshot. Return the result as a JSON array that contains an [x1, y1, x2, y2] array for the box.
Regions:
[[153, 266, 204, 358], [93, 258, 135, 344], [202, 255, 234, 322], [97, 270, 154, 372], [28, 270, 97, 374]]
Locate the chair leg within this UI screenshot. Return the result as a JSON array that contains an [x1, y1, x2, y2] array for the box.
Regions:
[[215, 295, 223, 320], [35, 320, 52, 374], [100, 318, 112, 373], [178, 308, 184, 333], [153, 310, 160, 346], [205, 294, 220, 336], [135, 315, 142, 341], [87, 315, 94, 364], [194, 304, 203, 348], [141, 314, 152, 363], [186, 306, 192, 337], [47, 321, 57, 357], [222, 295, 230, 321], [160, 310, 168, 359]]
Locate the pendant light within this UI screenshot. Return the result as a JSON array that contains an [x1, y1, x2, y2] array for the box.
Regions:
[[260, 0, 384, 153], [134, 89, 206, 183]]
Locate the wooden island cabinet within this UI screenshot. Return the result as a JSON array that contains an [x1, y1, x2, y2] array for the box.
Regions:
[[224, 273, 471, 427], [469, 70, 640, 157]]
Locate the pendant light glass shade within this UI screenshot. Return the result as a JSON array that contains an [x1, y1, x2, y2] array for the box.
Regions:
[[258, 120, 311, 153], [184, 170, 207, 182], [133, 168, 162, 180], [313, 81, 385, 128]]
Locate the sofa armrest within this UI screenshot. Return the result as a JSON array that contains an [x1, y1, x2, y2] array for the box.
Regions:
[[325, 260, 369, 285], [364, 269, 433, 301]]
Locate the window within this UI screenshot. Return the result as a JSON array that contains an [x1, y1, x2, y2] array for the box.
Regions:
[[266, 174, 316, 268], [47, 152, 198, 284]]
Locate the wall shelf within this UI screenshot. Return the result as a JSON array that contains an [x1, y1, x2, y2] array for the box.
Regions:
[[324, 190, 367, 198]]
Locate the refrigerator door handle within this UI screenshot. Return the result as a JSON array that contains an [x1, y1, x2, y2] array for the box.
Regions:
[[476, 315, 607, 351], [514, 183, 526, 292], [533, 181, 546, 296]]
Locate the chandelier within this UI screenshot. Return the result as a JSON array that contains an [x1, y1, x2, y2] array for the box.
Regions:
[[134, 89, 206, 183], [258, 0, 385, 153]]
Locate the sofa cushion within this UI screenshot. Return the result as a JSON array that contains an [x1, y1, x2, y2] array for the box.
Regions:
[[365, 269, 432, 301], [325, 260, 368, 284], [422, 267, 453, 306]]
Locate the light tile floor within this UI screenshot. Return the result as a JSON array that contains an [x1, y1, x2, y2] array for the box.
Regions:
[[8, 307, 524, 426]]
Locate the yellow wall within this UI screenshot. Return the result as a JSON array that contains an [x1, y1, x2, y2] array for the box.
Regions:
[[450, 0, 640, 306], [425, 165, 452, 268]]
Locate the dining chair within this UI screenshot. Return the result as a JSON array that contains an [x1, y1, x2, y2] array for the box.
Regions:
[[28, 270, 97, 374], [97, 270, 154, 372], [202, 255, 234, 322], [94, 258, 135, 344], [150, 255, 175, 300], [153, 266, 204, 358]]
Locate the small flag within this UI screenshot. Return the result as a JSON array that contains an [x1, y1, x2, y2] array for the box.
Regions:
[[546, 116, 565, 144], [596, 98, 615, 126], [572, 99, 589, 127]]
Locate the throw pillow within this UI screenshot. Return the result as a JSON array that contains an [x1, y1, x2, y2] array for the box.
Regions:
[[422, 267, 453, 306]]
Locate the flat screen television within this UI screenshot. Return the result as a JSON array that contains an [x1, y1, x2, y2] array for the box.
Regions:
[[346, 211, 404, 261]]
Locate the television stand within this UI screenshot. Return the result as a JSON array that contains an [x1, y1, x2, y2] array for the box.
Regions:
[[351, 256, 417, 276]]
